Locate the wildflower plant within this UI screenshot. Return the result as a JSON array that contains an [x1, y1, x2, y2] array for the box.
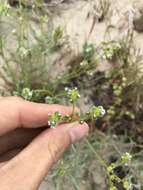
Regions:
[[21, 88, 33, 100], [88, 106, 106, 118], [83, 42, 95, 61], [48, 111, 62, 128], [107, 153, 133, 190], [18, 87, 105, 129], [47, 87, 106, 129], [52, 26, 64, 49], [65, 87, 80, 104], [101, 41, 121, 60], [65, 87, 80, 120], [18, 87, 105, 128]]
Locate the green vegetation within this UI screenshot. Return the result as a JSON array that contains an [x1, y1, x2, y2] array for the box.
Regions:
[[0, 1, 143, 189]]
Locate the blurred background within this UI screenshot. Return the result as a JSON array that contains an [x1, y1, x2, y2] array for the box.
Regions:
[[0, 0, 143, 189]]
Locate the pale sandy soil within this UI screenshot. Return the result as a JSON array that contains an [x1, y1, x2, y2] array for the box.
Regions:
[[52, 0, 143, 49], [45, 0, 143, 82]]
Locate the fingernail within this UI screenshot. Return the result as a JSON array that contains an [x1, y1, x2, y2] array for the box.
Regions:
[[69, 122, 89, 143]]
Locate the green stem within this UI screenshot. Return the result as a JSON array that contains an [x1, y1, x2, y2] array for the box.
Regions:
[[71, 102, 76, 121], [33, 89, 54, 97], [84, 138, 107, 168]]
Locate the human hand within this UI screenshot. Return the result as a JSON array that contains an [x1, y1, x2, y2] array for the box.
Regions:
[[0, 97, 89, 190]]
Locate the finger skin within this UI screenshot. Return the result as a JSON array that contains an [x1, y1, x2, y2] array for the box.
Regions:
[[0, 128, 45, 156], [0, 97, 79, 135], [0, 122, 89, 190], [0, 149, 21, 163]]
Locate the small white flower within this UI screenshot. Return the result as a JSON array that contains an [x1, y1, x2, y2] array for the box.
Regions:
[[80, 60, 88, 66], [12, 29, 16, 35], [65, 87, 80, 103], [87, 71, 94, 76], [121, 152, 132, 162], [98, 106, 106, 116], [64, 87, 69, 91], [19, 16, 23, 22], [21, 88, 33, 100], [18, 47, 30, 58]]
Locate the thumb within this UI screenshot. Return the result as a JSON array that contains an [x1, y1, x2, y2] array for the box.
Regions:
[[0, 122, 89, 190]]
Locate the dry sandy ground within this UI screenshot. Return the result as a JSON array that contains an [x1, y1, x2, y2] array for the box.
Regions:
[[52, 0, 143, 50], [45, 0, 143, 80]]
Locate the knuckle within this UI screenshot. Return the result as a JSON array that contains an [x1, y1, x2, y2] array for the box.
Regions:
[[47, 143, 59, 162], [47, 131, 70, 162]]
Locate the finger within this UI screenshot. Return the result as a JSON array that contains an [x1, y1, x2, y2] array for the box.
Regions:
[[0, 97, 79, 135], [0, 122, 89, 190], [0, 128, 45, 156], [0, 162, 7, 168], [0, 149, 21, 163]]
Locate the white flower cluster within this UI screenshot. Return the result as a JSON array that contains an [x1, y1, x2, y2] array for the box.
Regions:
[[89, 105, 106, 119], [98, 106, 106, 116], [101, 42, 121, 60], [21, 88, 33, 100], [121, 152, 132, 162], [48, 111, 62, 129], [65, 87, 80, 103], [18, 47, 30, 58]]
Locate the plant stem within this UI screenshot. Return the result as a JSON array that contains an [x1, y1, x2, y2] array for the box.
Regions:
[[84, 138, 107, 168], [34, 89, 54, 97], [71, 102, 76, 121]]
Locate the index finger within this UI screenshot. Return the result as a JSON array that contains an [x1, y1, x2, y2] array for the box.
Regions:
[[0, 97, 79, 135]]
